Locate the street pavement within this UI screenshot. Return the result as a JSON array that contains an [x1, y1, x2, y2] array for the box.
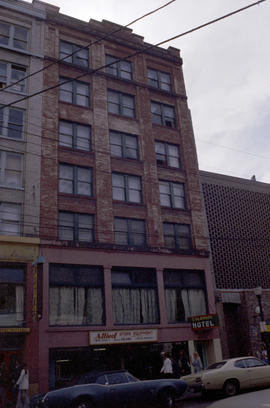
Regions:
[[177, 391, 213, 407]]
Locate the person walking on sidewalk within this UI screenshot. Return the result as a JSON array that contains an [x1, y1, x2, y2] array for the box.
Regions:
[[16, 362, 30, 408]]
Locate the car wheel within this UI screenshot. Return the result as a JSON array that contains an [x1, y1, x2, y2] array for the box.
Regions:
[[159, 389, 175, 408], [223, 380, 239, 397], [73, 399, 92, 408]]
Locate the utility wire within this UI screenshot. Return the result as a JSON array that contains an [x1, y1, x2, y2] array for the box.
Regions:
[[0, 0, 176, 93], [0, 0, 266, 111]]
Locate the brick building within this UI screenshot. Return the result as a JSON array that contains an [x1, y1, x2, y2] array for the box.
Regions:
[[0, 0, 46, 397], [200, 171, 270, 358]]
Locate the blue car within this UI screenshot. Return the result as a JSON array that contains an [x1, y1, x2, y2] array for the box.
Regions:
[[39, 370, 187, 408]]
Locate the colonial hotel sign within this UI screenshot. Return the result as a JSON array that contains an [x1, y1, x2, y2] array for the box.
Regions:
[[89, 329, 158, 345], [189, 314, 219, 330]]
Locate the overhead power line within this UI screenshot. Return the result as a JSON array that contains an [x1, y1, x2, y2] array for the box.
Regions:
[[0, 0, 266, 111], [0, 0, 176, 93]]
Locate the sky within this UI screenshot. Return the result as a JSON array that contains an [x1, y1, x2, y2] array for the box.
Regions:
[[26, 0, 270, 182]]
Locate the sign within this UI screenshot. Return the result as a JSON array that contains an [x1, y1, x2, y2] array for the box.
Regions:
[[189, 314, 219, 330], [89, 329, 158, 345], [0, 328, 30, 334]]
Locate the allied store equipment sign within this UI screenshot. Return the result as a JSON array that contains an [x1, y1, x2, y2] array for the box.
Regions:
[[189, 314, 219, 330], [89, 329, 158, 345]]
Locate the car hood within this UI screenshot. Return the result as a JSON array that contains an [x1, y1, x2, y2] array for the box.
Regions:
[[181, 369, 213, 382]]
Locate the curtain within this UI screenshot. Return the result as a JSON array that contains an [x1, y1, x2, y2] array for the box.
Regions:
[[50, 287, 85, 325], [16, 285, 24, 324], [113, 288, 158, 324], [86, 288, 103, 324], [165, 288, 206, 322]]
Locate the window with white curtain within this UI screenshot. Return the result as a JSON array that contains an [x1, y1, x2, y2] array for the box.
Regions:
[[59, 163, 93, 196], [114, 217, 146, 246], [159, 181, 186, 209], [0, 150, 23, 188], [0, 266, 25, 327], [58, 211, 94, 242], [0, 61, 26, 92], [60, 40, 89, 67], [106, 55, 132, 80], [59, 77, 90, 107], [112, 173, 142, 203], [0, 107, 25, 140], [151, 101, 176, 127], [155, 141, 181, 168], [164, 269, 207, 323], [0, 202, 21, 236], [112, 267, 159, 325], [109, 130, 139, 160], [59, 121, 91, 151], [147, 68, 171, 91], [49, 264, 104, 326], [0, 22, 29, 50], [108, 90, 135, 118]]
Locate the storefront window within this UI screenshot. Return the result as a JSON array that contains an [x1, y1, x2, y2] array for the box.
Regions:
[[49, 264, 104, 326], [112, 267, 159, 325], [164, 269, 207, 323], [0, 266, 25, 327]]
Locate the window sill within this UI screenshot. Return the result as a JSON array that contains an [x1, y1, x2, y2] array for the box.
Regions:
[[108, 112, 137, 122], [0, 44, 44, 59], [59, 100, 91, 109], [152, 123, 178, 130], [0, 185, 24, 191], [58, 193, 95, 200], [0, 135, 25, 142]]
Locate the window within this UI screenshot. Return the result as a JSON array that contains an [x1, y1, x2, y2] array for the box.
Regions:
[[59, 164, 93, 197], [0, 203, 21, 236], [59, 121, 91, 151], [112, 267, 159, 324], [147, 68, 171, 91], [0, 150, 23, 188], [0, 22, 28, 50], [108, 90, 135, 118], [49, 264, 104, 326], [110, 130, 138, 160], [155, 141, 181, 168], [112, 173, 142, 203], [114, 218, 146, 246], [244, 358, 266, 368], [151, 101, 176, 127], [0, 266, 25, 327], [60, 40, 89, 67], [106, 55, 132, 80], [159, 181, 186, 209], [0, 62, 26, 92], [59, 77, 90, 107], [0, 107, 24, 140], [59, 211, 94, 242], [164, 269, 207, 322], [163, 223, 192, 250]]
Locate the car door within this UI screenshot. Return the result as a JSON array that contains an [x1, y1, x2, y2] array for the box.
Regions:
[[233, 359, 251, 389], [106, 372, 141, 408], [244, 358, 270, 387]]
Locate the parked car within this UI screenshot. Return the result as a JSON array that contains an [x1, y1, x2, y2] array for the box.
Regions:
[[181, 356, 270, 397], [33, 370, 187, 408], [209, 388, 270, 408]]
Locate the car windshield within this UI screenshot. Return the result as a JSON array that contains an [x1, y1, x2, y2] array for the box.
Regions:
[[207, 361, 226, 370]]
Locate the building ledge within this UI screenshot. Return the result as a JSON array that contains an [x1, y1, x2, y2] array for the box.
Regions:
[[0, 235, 40, 245]]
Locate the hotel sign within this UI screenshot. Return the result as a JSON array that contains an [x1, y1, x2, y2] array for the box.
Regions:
[[189, 314, 219, 330], [89, 329, 158, 345]]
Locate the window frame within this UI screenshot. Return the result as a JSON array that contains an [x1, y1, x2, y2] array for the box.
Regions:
[[112, 172, 142, 204], [163, 268, 207, 323], [114, 217, 146, 247], [155, 140, 181, 168], [0, 266, 25, 327], [147, 68, 172, 91], [109, 130, 139, 160], [105, 54, 132, 80], [59, 120, 91, 152], [151, 101, 176, 127], [159, 180, 186, 209], [59, 163, 93, 197], [107, 89, 136, 118], [0, 202, 21, 236], [0, 150, 23, 188], [0, 61, 26, 93], [58, 211, 94, 242], [0, 21, 29, 51], [59, 40, 89, 68], [163, 222, 192, 250], [0, 106, 24, 140], [59, 77, 90, 107]]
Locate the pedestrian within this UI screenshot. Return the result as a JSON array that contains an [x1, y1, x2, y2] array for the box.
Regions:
[[10, 357, 21, 407], [0, 356, 8, 408], [178, 349, 191, 376], [261, 345, 268, 364], [160, 352, 173, 378], [192, 351, 203, 373], [16, 362, 30, 408]]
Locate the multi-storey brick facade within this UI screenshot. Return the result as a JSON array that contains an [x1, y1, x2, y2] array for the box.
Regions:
[[0, 0, 46, 398], [35, 4, 222, 392], [200, 170, 270, 358]]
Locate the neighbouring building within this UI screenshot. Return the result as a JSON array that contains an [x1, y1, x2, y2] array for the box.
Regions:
[[0, 0, 46, 397], [200, 170, 270, 359]]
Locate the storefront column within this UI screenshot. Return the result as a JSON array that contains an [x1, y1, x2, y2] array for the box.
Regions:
[[213, 338, 223, 361], [156, 268, 167, 325], [104, 266, 113, 328], [188, 340, 195, 372], [38, 261, 49, 393]]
